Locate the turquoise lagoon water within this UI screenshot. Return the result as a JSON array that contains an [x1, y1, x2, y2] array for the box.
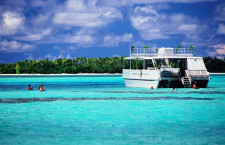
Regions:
[[0, 74, 225, 144]]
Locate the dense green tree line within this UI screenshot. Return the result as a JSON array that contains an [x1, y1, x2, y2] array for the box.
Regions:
[[0, 56, 224, 74], [0, 57, 124, 74], [203, 57, 225, 72]]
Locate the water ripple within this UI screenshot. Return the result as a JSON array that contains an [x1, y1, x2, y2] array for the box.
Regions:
[[72, 91, 225, 94], [0, 97, 215, 104]]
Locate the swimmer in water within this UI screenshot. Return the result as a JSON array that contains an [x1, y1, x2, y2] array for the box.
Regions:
[[193, 82, 199, 89], [39, 85, 46, 91], [172, 87, 176, 91], [27, 85, 33, 90]]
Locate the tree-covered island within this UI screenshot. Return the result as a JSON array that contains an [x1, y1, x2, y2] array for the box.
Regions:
[[0, 56, 225, 74]]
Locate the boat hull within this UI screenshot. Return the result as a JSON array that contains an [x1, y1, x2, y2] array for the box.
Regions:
[[123, 78, 159, 88]]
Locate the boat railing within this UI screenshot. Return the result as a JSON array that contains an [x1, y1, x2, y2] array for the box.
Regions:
[[186, 70, 209, 77], [130, 48, 193, 57], [130, 48, 157, 57], [173, 48, 192, 56]]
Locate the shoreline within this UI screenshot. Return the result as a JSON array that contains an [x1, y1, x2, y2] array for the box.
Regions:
[[0, 73, 224, 76], [0, 73, 122, 76], [209, 73, 225, 74]]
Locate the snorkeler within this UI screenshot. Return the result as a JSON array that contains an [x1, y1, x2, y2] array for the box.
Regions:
[[27, 85, 33, 90]]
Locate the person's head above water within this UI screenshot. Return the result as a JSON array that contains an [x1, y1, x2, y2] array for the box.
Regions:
[[27, 85, 33, 90]]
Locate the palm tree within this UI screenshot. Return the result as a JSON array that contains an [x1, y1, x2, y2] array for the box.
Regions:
[[131, 45, 135, 53], [189, 45, 194, 54], [176, 45, 182, 54], [15, 64, 20, 74], [144, 44, 148, 53]]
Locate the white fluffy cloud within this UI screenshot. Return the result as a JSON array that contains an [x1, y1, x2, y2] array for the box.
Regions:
[[215, 2, 225, 21], [15, 28, 51, 41], [53, 0, 122, 27], [211, 44, 225, 55], [67, 35, 94, 44], [0, 40, 34, 53], [217, 23, 225, 34], [139, 30, 169, 40], [32, 13, 52, 26], [15, 28, 52, 41], [45, 53, 71, 60], [103, 33, 133, 47], [100, 0, 217, 7], [178, 24, 198, 31], [130, 5, 201, 40], [0, 11, 25, 35]]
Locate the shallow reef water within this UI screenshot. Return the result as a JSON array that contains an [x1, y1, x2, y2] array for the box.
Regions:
[[0, 74, 225, 145]]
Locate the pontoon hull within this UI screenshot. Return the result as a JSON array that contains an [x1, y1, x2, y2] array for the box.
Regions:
[[123, 78, 159, 88]]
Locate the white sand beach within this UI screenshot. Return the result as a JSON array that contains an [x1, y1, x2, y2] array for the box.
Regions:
[[1, 73, 225, 76], [0, 73, 122, 76]]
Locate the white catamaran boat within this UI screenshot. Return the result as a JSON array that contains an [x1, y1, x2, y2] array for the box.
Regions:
[[122, 47, 210, 88]]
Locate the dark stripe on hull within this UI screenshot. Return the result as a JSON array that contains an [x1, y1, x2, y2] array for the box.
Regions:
[[123, 78, 159, 81]]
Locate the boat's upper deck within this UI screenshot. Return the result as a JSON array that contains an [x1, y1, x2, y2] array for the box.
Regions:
[[126, 47, 194, 59]]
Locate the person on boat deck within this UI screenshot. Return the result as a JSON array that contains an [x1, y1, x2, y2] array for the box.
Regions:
[[39, 85, 45, 91], [193, 82, 199, 89], [27, 85, 33, 90]]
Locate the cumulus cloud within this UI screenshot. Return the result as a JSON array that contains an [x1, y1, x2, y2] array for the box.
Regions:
[[0, 11, 25, 35], [0, 40, 34, 53], [130, 5, 201, 40], [14, 28, 52, 41], [211, 44, 225, 55], [217, 23, 225, 34], [32, 13, 52, 26], [100, 0, 217, 7], [65, 35, 94, 44], [26, 55, 34, 60], [113, 54, 121, 57], [53, 0, 122, 27], [139, 30, 169, 40], [67, 46, 77, 50], [178, 24, 198, 31], [131, 5, 166, 31], [103, 33, 133, 47], [53, 45, 61, 50], [66, 54, 71, 59], [45, 53, 71, 60], [215, 2, 225, 21]]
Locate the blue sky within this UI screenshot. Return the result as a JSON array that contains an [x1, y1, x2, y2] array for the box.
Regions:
[[0, 0, 225, 62]]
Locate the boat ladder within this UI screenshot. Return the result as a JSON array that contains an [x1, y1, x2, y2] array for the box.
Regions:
[[182, 77, 191, 88]]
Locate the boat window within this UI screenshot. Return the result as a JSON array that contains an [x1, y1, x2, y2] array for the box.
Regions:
[[146, 59, 154, 70], [130, 59, 143, 69], [154, 59, 166, 69], [123, 60, 130, 69], [168, 59, 179, 68], [123, 59, 144, 70]]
